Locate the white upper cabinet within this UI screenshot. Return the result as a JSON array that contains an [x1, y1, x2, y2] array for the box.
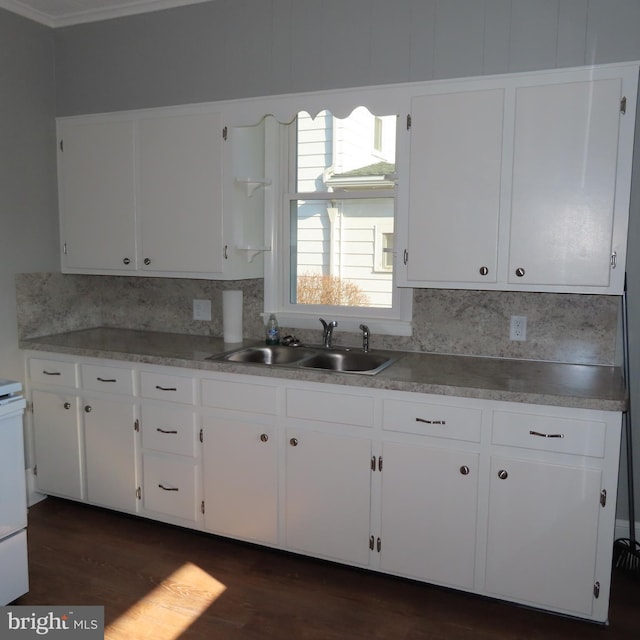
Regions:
[[398, 63, 638, 294], [58, 107, 263, 280], [405, 88, 504, 284], [58, 118, 137, 272]]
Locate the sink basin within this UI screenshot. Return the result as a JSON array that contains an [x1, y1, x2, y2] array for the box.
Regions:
[[219, 345, 314, 365], [207, 344, 398, 375], [298, 350, 394, 374]]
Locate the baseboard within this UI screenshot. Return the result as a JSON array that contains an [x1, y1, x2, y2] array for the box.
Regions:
[[26, 467, 47, 507]]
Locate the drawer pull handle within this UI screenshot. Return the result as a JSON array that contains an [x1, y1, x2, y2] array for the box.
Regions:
[[290, 438, 298, 447], [459, 465, 470, 475], [158, 484, 179, 492], [416, 418, 446, 425], [498, 469, 508, 480], [96, 377, 117, 383], [157, 428, 178, 434], [529, 430, 564, 439], [155, 385, 177, 392], [260, 433, 269, 442], [43, 370, 61, 376], [63, 402, 71, 410], [84, 405, 92, 413]]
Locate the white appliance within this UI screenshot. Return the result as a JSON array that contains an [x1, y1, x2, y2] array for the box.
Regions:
[[0, 379, 28, 605]]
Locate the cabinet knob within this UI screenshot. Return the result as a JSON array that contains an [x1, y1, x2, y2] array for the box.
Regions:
[[498, 469, 508, 480], [260, 433, 269, 442], [289, 437, 298, 447], [123, 257, 131, 265], [459, 465, 470, 475], [479, 266, 489, 276], [515, 267, 525, 277], [63, 402, 71, 410], [84, 405, 92, 413], [144, 258, 151, 266]]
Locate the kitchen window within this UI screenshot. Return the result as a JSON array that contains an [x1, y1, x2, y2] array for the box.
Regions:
[[264, 107, 412, 335]]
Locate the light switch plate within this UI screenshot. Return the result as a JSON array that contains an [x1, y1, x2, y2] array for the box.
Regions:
[[193, 299, 211, 321]]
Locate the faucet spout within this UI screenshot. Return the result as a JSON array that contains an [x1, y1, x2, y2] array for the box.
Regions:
[[319, 318, 338, 348], [359, 324, 370, 352]]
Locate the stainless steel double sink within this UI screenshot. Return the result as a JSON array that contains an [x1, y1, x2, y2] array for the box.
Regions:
[[207, 344, 398, 375]]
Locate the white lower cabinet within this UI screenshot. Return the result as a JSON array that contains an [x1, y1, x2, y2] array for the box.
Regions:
[[378, 441, 479, 589], [32, 389, 84, 500], [84, 396, 137, 512], [485, 455, 601, 616], [25, 353, 622, 623], [284, 428, 372, 566], [202, 416, 278, 545]]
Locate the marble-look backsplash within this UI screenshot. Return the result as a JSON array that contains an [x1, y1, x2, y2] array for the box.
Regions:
[[16, 273, 620, 365]]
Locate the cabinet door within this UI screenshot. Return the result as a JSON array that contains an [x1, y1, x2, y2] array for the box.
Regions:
[[284, 428, 372, 566], [379, 441, 478, 589], [32, 390, 83, 500], [405, 88, 504, 284], [485, 455, 601, 615], [202, 417, 278, 545], [138, 111, 224, 275], [58, 118, 137, 271], [509, 78, 622, 287], [83, 396, 137, 512]]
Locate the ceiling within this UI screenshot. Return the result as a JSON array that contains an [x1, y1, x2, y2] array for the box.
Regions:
[[0, 0, 212, 27]]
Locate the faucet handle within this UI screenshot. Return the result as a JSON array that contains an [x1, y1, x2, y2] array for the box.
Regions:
[[359, 324, 370, 352]]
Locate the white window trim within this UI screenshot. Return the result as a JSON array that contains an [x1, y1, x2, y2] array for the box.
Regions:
[[263, 114, 413, 337]]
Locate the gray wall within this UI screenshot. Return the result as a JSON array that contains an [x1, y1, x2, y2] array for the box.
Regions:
[[0, 10, 58, 381], [54, 0, 640, 116]]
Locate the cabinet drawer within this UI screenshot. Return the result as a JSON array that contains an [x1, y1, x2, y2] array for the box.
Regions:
[[286, 388, 374, 427], [492, 411, 607, 457], [140, 371, 194, 404], [29, 358, 78, 387], [142, 453, 198, 522], [141, 404, 197, 457], [81, 363, 134, 395], [201, 378, 277, 415], [383, 399, 482, 442]]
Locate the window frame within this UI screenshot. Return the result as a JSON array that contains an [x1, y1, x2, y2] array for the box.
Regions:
[[263, 112, 412, 337]]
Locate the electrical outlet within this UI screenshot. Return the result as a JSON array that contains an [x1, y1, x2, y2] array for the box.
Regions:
[[510, 315, 527, 341], [193, 299, 211, 321]]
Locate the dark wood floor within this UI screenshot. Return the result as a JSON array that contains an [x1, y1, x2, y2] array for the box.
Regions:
[[13, 498, 640, 639]]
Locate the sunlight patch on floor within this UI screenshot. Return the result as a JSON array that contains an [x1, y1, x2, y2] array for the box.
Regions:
[[105, 562, 227, 640]]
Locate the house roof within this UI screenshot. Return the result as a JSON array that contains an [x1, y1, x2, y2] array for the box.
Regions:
[[331, 161, 395, 179]]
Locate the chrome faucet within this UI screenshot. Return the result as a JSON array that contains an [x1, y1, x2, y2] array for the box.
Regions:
[[359, 324, 370, 352], [319, 318, 338, 348]]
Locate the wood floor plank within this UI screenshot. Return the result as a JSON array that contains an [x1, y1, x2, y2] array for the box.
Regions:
[[12, 498, 640, 639]]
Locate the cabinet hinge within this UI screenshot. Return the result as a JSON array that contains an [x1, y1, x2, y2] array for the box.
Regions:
[[201, 500, 205, 515], [199, 428, 203, 443], [222, 126, 228, 141], [611, 252, 617, 269], [621, 96, 627, 114], [594, 581, 600, 599], [134, 419, 139, 432], [59, 139, 63, 152], [378, 456, 383, 472], [406, 114, 412, 130], [26, 400, 34, 414], [136, 486, 142, 500], [600, 489, 607, 508]]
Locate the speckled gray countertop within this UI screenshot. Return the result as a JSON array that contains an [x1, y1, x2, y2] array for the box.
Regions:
[[19, 327, 627, 411]]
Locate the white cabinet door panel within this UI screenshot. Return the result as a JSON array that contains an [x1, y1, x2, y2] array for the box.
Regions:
[[509, 78, 622, 287], [138, 111, 224, 274], [407, 88, 504, 283], [485, 455, 601, 615], [59, 118, 136, 271]]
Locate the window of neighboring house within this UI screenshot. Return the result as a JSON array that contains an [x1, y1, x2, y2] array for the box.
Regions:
[[264, 106, 412, 335]]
